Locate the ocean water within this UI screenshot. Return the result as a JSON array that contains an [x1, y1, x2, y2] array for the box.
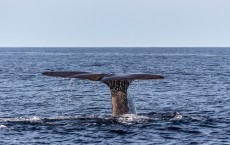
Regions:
[[0, 47, 230, 144]]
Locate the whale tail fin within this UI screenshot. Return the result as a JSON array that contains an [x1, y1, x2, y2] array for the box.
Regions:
[[42, 71, 164, 82], [42, 71, 107, 81], [42, 71, 164, 116]]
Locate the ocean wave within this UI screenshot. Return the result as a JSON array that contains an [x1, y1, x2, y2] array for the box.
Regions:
[[0, 124, 7, 128], [0, 112, 185, 126]]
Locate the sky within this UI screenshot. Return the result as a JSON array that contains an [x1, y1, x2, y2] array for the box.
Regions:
[[0, 0, 230, 47]]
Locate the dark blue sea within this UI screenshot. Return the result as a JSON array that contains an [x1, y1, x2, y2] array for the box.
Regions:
[[0, 47, 230, 144]]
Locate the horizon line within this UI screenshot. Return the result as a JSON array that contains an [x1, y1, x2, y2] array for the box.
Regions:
[[0, 46, 230, 48]]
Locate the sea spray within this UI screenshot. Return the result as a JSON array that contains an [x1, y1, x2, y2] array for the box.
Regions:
[[127, 94, 137, 115], [66, 78, 76, 102], [127, 80, 141, 115], [68, 78, 76, 88]]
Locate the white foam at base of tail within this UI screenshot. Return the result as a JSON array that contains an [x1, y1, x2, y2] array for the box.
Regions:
[[127, 95, 137, 115], [118, 114, 149, 124]]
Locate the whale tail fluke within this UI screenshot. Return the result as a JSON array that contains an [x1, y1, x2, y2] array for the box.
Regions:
[[42, 71, 164, 116], [42, 71, 164, 81]]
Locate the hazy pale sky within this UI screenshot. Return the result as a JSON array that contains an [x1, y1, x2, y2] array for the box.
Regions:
[[0, 0, 229, 47]]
